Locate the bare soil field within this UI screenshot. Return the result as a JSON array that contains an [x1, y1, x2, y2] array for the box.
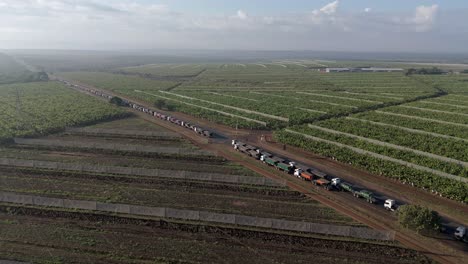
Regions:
[[0, 208, 432, 264]]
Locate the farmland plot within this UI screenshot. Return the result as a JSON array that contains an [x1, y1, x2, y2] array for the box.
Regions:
[[118, 63, 210, 77], [0, 212, 428, 264], [0, 82, 126, 142], [414, 74, 468, 94], [58, 72, 177, 93], [276, 95, 468, 202]]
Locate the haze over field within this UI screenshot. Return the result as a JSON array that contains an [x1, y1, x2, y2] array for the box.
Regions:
[[0, 0, 467, 52]]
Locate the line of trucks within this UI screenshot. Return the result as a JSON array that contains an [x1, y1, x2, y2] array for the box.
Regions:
[[232, 140, 396, 207], [58, 79, 213, 138], [233, 139, 468, 243]]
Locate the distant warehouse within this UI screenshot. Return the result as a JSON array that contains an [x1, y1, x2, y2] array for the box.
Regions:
[[325, 68, 350, 73], [361, 67, 404, 72], [323, 67, 404, 73]]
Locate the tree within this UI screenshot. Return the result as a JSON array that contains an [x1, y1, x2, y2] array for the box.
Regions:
[[166, 103, 176, 111], [154, 99, 166, 109], [109, 96, 125, 106], [398, 205, 441, 234], [405, 68, 416, 76]]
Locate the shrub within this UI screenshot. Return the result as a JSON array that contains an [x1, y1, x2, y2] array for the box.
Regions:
[[398, 205, 441, 234]]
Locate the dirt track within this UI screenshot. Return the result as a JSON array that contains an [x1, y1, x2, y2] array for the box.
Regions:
[[57, 77, 468, 264]]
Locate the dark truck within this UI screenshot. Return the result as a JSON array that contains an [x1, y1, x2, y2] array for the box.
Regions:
[[353, 190, 377, 204], [339, 182, 355, 193]]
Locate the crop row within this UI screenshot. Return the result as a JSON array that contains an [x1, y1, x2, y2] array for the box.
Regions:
[[274, 130, 468, 203], [353, 111, 468, 140], [413, 75, 468, 94], [58, 72, 177, 93], [131, 90, 271, 128], [0, 173, 350, 223], [378, 106, 468, 125], [313, 118, 468, 162], [286, 125, 468, 178]]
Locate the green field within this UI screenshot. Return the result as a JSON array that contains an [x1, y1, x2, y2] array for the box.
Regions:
[[0, 81, 127, 142]]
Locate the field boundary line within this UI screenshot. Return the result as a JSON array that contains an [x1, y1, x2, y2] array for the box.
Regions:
[[284, 129, 468, 183], [159, 90, 290, 122], [0, 158, 285, 187], [134, 90, 267, 126], [399, 105, 468, 117], [13, 138, 212, 156], [307, 124, 468, 168], [340, 92, 404, 100], [0, 191, 394, 241], [249, 91, 347, 110], [66, 128, 181, 138], [205, 92, 260, 102], [346, 117, 468, 143], [418, 101, 468, 109], [297, 92, 383, 104], [375, 111, 468, 128]]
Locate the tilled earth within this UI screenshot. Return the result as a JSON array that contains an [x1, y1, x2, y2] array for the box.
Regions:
[[0, 208, 433, 264]]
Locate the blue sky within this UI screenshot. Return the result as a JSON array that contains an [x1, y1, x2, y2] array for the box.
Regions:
[[0, 0, 467, 52]]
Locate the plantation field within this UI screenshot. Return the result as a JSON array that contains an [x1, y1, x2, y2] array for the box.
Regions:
[[59, 71, 178, 93], [118, 63, 213, 77], [0, 81, 127, 142], [414, 74, 468, 94], [278, 94, 468, 202], [59, 68, 439, 129]]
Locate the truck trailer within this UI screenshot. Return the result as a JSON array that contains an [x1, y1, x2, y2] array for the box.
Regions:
[[354, 190, 377, 204]]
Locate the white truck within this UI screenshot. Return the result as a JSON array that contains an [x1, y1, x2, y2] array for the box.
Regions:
[[384, 199, 398, 211], [454, 226, 468, 243]]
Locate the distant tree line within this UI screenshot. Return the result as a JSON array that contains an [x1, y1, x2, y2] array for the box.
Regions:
[[405, 67, 445, 76]]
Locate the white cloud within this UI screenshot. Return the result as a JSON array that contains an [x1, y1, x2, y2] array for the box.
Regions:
[[0, 0, 463, 52], [412, 4, 438, 31], [308, 1, 340, 25], [364, 8, 371, 13], [236, 10, 248, 20], [320, 1, 339, 15]]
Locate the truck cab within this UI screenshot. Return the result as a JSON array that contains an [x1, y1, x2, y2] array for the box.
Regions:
[[330, 178, 341, 189], [455, 226, 468, 243], [384, 199, 397, 211]]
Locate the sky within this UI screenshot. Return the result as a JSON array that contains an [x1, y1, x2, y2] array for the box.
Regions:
[[0, 0, 467, 53]]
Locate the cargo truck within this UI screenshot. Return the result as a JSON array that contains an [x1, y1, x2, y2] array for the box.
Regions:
[[294, 168, 314, 181], [353, 190, 377, 204], [264, 157, 277, 167], [339, 182, 355, 193], [259, 152, 272, 162], [276, 162, 294, 174], [313, 178, 331, 190], [247, 149, 260, 159]]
